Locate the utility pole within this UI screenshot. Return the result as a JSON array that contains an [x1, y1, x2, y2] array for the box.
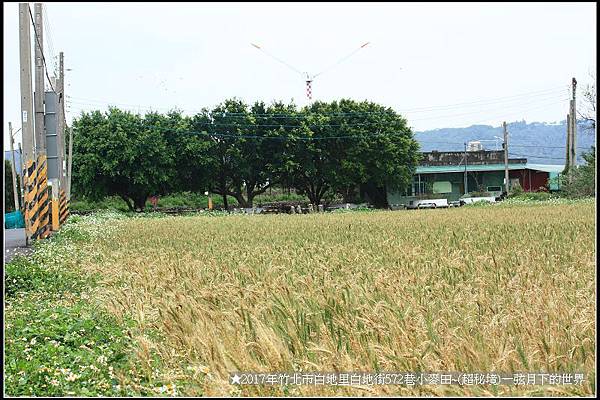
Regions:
[[33, 3, 46, 156], [503, 121, 509, 195], [9, 123, 21, 211], [565, 113, 571, 182], [19, 3, 34, 166], [19, 2, 35, 243], [570, 77, 577, 172], [57, 52, 66, 191], [67, 126, 73, 199], [463, 142, 468, 195]]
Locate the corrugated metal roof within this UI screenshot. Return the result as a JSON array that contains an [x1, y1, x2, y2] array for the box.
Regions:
[[522, 164, 565, 173], [415, 163, 565, 174]]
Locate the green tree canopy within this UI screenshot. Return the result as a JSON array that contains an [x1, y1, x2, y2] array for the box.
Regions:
[[71, 98, 421, 210], [72, 108, 177, 211]]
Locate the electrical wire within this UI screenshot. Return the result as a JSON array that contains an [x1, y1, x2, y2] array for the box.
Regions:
[[397, 86, 567, 113], [66, 98, 572, 138], [65, 104, 591, 164], [408, 97, 568, 122], [28, 5, 56, 93], [42, 4, 56, 70], [66, 88, 568, 120], [509, 153, 566, 160]]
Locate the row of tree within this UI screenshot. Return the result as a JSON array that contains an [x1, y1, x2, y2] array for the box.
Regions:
[[72, 98, 421, 210]]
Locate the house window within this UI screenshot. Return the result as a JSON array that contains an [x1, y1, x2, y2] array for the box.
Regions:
[[412, 182, 426, 196], [486, 186, 502, 192], [433, 181, 452, 194], [411, 176, 426, 196]]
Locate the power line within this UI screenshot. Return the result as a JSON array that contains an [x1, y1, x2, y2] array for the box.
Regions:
[[28, 5, 55, 93], [453, 99, 570, 126], [510, 144, 591, 149], [65, 85, 569, 118], [399, 86, 567, 113], [64, 105, 593, 151], [65, 98, 570, 141], [66, 95, 568, 124], [508, 152, 568, 160], [67, 121, 411, 141], [409, 98, 568, 122], [42, 4, 58, 75]]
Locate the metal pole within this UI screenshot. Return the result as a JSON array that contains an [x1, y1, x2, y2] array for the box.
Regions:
[[57, 52, 66, 191], [571, 77, 577, 169], [565, 113, 571, 182], [463, 142, 468, 195], [67, 126, 73, 199], [9, 123, 21, 211], [33, 3, 46, 156], [503, 121, 509, 195]]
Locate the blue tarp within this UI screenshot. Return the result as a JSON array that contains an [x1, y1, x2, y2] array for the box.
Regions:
[[5, 210, 25, 229]]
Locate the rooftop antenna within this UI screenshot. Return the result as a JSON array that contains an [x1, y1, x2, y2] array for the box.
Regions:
[[251, 42, 370, 101]]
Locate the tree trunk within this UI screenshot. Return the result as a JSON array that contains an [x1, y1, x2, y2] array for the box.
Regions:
[[235, 193, 249, 208], [362, 183, 388, 208], [219, 173, 228, 211], [133, 195, 147, 212], [308, 193, 320, 206], [222, 193, 228, 211]]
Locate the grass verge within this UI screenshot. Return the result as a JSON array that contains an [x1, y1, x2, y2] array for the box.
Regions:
[[4, 213, 185, 396]]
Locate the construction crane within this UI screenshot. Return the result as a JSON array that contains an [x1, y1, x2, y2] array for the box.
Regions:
[[251, 42, 370, 101]]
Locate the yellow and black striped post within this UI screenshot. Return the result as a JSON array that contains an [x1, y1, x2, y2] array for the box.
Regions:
[[51, 182, 60, 231], [23, 158, 40, 240], [59, 188, 69, 226], [36, 154, 51, 239], [23, 154, 52, 240]]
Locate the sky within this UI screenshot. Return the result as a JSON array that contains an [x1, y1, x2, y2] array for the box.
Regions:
[[3, 2, 597, 149]]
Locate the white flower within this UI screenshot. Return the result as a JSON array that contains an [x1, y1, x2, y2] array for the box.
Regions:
[[65, 372, 80, 382]]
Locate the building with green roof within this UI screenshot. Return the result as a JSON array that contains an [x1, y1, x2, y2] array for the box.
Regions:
[[387, 150, 564, 207]]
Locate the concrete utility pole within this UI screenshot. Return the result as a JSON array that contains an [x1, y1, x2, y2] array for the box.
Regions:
[[570, 77, 577, 171], [503, 121, 509, 195], [19, 2, 35, 242], [67, 126, 73, 199], [9, 123, 21, 211], [19, 3, 34, 166], [57, 52, 66, 190], [463, 142, 468, 195], [33, 2, 45, 155]]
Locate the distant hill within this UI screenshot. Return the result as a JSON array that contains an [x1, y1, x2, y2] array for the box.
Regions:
[[415, 120, 595, 165]]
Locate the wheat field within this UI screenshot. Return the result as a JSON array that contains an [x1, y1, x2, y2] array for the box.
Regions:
[[75, 202, 595, 396]]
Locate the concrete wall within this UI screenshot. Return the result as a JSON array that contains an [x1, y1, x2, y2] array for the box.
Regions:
[[421, 150, 526, 166]]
